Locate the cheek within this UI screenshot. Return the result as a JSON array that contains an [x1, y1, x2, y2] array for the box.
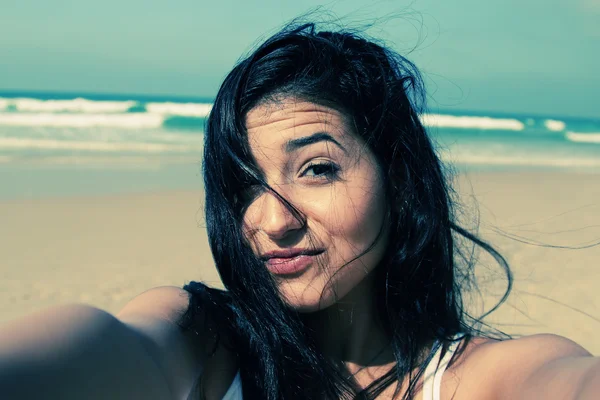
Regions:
[[309, 174, 387, 256], [342, 178, 386, 244]]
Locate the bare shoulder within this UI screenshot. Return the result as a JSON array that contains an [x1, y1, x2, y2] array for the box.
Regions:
[[118, 286, 239, 399], [114, 287, 202, 398], [443, 334, 592, 400], [117, 285, 222, 357], [118, 286, 191, 323], [482, 333, 590, 364]]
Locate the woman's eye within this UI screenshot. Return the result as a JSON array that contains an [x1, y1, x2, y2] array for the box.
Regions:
[[301, 162, 340, 180]]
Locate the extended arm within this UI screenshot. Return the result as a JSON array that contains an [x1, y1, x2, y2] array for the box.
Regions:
[[0, 287, 203, 400]]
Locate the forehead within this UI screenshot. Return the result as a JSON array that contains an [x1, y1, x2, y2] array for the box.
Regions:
[[245, 99, 350, 146]]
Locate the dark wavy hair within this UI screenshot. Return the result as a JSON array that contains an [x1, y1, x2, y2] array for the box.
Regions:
[[181, 21, 512, 400]]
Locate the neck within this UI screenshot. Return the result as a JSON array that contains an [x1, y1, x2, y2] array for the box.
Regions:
[[303, 273, 395, 377]]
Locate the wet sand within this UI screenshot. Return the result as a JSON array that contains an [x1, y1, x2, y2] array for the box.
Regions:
[[1, 171, 599, 354]]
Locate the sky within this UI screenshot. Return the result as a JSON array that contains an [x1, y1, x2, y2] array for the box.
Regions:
[[0, 0, 599, 118]]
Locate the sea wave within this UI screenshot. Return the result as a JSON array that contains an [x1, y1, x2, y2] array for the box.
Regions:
[[0, 96, 215, 117], [0, 110, 529, 131], [565, 131, 600, 144], [0, 137, 201, 153], [0, 97, 138, 113], [443, 151, 600, 168], [0, 113, 165, 128], [421, 114, 525, 131], [0, 95, 594, 142], [145, 102, 212, 117], [2, 154, 201, 167], [543, 119, 566, 131]]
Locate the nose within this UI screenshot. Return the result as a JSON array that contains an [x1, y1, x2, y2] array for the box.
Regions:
[[247, 190, 303, 240]]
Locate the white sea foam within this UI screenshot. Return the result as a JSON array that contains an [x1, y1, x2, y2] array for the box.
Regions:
[[544, 119, 566, 131], [421, 114, 525, 131], [565, 131, 600, 144], [4, 97, 138, 113], [442, 151, 600, 168], [0, 113, 164, 128], [0, 99, 10, 111], [12, 155, 200, 167], [146, 102, 212, 117], [0, 137, 201, 153]]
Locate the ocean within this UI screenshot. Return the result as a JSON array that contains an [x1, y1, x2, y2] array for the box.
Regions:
[[1, 91, 599, 199]]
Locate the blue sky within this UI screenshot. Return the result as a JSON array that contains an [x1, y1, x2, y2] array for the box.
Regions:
[[1, 0, 598, 118]]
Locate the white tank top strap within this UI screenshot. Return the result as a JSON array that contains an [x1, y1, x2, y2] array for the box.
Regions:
[[421, 334, 463, 400], [222, 371, 243, 400], [221, 335, 464, 400]]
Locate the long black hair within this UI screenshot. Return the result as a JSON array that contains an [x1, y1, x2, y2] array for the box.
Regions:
[[181, 21, 512, 400]]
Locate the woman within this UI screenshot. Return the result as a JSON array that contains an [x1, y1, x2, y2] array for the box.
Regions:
[[0, 22, 598, 400]]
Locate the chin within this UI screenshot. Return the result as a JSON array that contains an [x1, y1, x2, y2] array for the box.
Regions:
[[285, 300, 340, 314], [285, 302, 323, 313]]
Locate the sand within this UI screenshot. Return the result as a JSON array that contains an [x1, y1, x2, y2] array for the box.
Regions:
[[453, 171, 600, 354], [1, 171, 599, 354]]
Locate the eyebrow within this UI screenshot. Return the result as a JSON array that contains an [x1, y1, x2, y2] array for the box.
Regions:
[[285, 132, 348, 154]]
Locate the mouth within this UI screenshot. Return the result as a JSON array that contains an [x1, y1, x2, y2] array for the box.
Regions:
[[261, 248, 324, 276]]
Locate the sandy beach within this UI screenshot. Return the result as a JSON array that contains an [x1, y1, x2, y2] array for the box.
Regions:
[[1, 170, 599, 354]]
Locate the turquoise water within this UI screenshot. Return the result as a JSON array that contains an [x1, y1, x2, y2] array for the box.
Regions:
[[1, 91, 599, 199]]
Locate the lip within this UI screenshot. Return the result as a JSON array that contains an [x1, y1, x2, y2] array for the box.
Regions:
[[262, 248, 324, 276]]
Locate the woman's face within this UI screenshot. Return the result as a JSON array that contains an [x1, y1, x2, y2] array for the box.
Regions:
[[243, 98, 389, 312]]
